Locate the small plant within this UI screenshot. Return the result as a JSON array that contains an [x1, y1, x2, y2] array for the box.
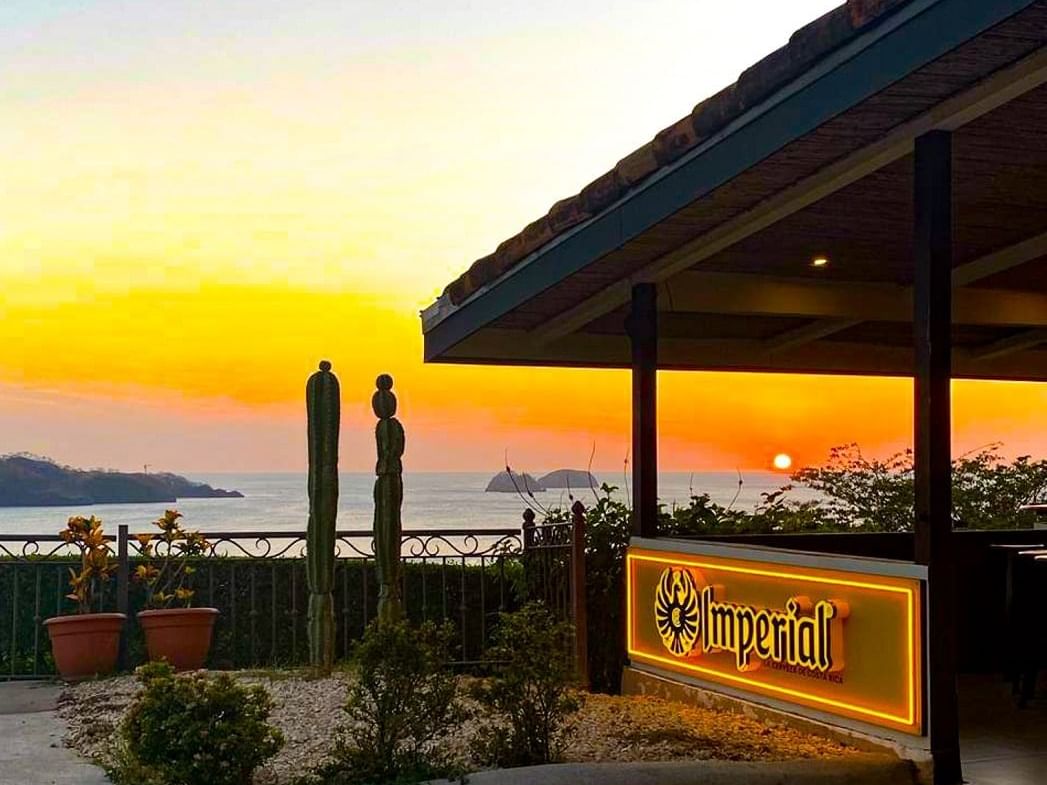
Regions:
[[118, 661, 283, 785], [58, 515, 116, 614], [313, 620, 464, 785], [471, 603, 580, 767], [134, 509, 209, 608]]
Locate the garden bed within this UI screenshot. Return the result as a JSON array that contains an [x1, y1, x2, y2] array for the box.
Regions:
[[60, 671, 860, 784]]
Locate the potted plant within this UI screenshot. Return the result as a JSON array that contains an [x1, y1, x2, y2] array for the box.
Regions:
[[134, 510, 218, 670], [44, 515, 125, 680]]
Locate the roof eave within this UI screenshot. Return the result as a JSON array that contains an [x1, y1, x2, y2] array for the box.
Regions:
[[423, 0, 1037, 364]]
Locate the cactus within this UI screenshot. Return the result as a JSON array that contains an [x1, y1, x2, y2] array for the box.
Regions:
[[373, 373, 405, 625], [306, 360, 340, 671]]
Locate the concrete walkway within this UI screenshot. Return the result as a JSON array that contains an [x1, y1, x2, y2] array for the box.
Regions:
[[428, 755, 914, 785], [0, 681, 111, 785]]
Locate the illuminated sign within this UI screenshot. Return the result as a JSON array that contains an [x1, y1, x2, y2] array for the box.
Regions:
[[628, 546, 923, 735]]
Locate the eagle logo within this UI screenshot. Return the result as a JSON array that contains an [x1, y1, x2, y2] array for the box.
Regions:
[[655, 567, 701, 656]]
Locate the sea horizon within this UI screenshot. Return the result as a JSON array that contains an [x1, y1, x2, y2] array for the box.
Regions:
[[0, 470, 811, 536]]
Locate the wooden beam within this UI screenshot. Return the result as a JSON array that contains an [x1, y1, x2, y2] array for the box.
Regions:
[[664, 271, 1047, 327], [952, 230, 1047, 286], [765, 318, 863, 352], [530, 46, 1047, 346], [913, 130, 961, 785], [627, 284, 658, 539], [441, 328, 1047, 381], [761, 230, 1047, 349], [971, 328, 1047, 360]]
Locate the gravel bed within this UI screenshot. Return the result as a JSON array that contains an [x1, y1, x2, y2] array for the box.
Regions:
[[61, 671, 858, 783]]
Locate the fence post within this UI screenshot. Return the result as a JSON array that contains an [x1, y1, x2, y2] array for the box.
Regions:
[[570, 500, 589, 689], [522, 509, 536, 549], [116, 524, 129, 671]]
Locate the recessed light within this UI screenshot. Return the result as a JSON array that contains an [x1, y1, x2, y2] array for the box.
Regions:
[[811, 256, 829, 268]]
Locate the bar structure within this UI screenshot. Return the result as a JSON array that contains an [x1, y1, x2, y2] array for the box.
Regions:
[[423, 3, 1047, 781], [913, 131, 961, 782], [627, 283, 658, 538]]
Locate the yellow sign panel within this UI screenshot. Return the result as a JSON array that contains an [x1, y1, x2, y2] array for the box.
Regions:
[[627, 547, 923, 735]]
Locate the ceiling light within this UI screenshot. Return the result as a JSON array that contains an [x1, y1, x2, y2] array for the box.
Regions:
[[811, 256, 829, 268]]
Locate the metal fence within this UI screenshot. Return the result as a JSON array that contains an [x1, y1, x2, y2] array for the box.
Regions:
[[1, 511, 587, 680]]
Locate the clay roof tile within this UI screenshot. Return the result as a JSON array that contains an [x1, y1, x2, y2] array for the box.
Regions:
[[436, 0, 915, 310]]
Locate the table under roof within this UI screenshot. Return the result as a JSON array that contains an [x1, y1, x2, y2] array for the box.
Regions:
[[422, 0, 1047, 381]]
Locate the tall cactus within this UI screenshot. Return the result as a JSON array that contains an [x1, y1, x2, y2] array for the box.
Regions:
[[373, 373, 404, 625], [306, 360, 340, 671]]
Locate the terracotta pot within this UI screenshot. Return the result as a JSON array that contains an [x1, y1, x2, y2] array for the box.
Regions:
[[44, 613, 126, 681], [137, 607, 219, 670]]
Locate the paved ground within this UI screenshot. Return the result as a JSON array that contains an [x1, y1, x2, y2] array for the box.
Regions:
[[0, 681, 111, 785], [427, 756, 914, 785], [960, 674, 1047, 785]]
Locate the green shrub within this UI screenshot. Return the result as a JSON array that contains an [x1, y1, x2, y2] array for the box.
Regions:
[[117, 661, 283, 785], [314, 620, 464, 785], [471, 603, 579, 767], [579, 487, 631, 694]]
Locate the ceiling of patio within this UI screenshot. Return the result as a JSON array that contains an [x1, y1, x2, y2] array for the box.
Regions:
[[425, 2, 1047, 381]]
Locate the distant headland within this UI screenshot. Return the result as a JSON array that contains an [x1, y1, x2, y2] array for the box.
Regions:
[[0, 454, 243, 508], [485, 468, 598, 493]]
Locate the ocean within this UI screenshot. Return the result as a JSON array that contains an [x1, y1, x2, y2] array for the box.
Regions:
[[0, 471, 805, 536]]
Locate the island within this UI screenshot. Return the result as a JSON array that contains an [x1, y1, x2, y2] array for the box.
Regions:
[[0, 454, 244, 507], [538, 469, 599, 489], [485, 470, 545, 493]]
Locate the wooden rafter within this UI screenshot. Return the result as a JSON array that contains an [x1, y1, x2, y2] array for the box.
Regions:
[[530, 46, 1047, 347], [762, 229, 1047, 350]]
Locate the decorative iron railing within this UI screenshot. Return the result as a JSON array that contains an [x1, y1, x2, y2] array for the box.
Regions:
[[0, 516, 587, 680]]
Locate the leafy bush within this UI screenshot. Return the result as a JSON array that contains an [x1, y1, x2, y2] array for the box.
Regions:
[[58, 515, 116, 613], [117, 661, 283, 785], [471, 603, 580, 767], [134, 509, 210, 608], [664, 443, 1047, 535], [579, 486, 631, 694], [313, 620, 464, 785]]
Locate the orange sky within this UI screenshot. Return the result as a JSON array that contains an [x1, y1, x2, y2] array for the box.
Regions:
[[2, 0, 1046, 474]]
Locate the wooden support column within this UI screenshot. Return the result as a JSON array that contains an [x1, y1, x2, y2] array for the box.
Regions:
[[627, 283, 658, 538], [913, 130, 961, 785]]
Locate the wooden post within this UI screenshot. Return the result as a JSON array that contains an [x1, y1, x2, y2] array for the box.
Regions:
[[570, 500, 589, 688], [627, 282, 658, 538], [522, 508, 536, 549], [913, 130, 961, 785], [116, 524, 129, 671]]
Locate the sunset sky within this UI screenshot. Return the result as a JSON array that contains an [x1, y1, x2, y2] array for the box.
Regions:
[[2, 0, 1046, 475]]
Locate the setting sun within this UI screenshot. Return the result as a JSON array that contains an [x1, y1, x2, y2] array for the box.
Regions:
[[772, 453, 793, 471]]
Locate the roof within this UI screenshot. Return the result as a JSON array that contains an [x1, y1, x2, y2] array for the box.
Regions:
[[421, 0, 1047, 381], [432, 0, 914, 311]]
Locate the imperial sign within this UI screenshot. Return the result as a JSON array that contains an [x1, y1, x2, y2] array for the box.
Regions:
[[627, 545, 923, 735]]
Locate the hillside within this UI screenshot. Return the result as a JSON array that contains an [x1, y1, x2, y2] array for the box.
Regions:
[[538, 469, 599, 489], [0, 455, 243, 507]]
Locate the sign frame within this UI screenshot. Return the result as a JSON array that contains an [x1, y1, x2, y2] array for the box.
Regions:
[[626, 537, 927, 740]]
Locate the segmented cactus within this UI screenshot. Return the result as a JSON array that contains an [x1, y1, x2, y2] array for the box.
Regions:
[[306, 360, 340, 670], [373, 374, 404, 625]]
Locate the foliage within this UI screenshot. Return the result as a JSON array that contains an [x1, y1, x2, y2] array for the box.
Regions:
[[117, 661, 283, 785], [947, 447, 1047, 529], [580, 485, 631, 693], [661, 488, 832, 536], [58, 515, 116, 614], [664, 444, 1047, 535], [2, 555, 522, 678], [133, 510, 210, 609], [313, 619, 464, 785], [471, 603, 580, 767]]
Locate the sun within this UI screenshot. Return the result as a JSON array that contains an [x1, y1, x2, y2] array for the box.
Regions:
[[772, 453, 793, 471]]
